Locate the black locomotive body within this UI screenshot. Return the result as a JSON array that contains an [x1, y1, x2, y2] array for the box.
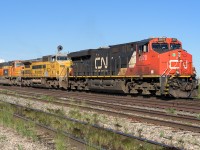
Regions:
[[67, 39, 152, 93]]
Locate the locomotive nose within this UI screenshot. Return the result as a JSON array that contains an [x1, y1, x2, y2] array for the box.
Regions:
[[160, 49, 192, 76], [168, 50, 191, 76]]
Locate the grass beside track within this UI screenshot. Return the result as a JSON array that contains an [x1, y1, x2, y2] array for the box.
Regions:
[[0, 102, 166, 150], [0, 102, 72, 150]]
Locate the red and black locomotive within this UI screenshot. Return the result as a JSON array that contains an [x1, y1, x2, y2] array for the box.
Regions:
[[68, 37, 198, 98]]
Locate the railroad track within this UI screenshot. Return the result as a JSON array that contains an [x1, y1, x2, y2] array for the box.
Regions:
[[1, 85, 200, 113], [0, 109, 90, 150], [0, 100, 179, 150], [14, 114, 90, 150], [1, 86, 200, 134]]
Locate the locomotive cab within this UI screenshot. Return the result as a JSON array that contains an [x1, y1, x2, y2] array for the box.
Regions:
[[49, 54, 68, 62], [12, 61, 24, 77], [147, 37, 198, 98]]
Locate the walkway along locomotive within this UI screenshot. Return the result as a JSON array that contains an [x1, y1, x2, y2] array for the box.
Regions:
[[0, 37, 198, 98]]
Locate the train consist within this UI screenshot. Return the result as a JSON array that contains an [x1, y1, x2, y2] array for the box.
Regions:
[[0, 37, 198, 98]]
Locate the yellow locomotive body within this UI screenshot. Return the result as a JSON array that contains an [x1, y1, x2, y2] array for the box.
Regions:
[[21, 54, 72, 89]]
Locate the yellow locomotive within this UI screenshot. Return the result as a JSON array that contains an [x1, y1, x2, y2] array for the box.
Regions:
[[21, 51, 72, 89]]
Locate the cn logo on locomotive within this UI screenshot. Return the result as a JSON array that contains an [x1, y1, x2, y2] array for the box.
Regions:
[[95, 56, 108, 69], [169, 60, 188, 70]]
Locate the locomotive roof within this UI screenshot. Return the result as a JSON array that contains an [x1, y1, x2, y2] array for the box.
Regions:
[[0, 61, 13, 67], [68, 49, 94, 58], [109, 38, 152, 47], [22, 58, 42, 65], [68, 38, 152, 58]]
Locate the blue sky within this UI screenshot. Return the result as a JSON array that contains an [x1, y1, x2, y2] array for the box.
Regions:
[[0, 0, 200, 76]]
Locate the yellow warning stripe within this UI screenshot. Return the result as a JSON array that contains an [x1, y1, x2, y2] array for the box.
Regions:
[[68, 75, 160, 78], [20, 75, 192, 79], [68, 75, 191, 78]]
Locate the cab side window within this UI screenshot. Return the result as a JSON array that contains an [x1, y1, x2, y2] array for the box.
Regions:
[[138, 44, 148, 55]]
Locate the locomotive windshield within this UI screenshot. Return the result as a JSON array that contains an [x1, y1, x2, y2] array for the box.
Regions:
[[170, 43, 181, 50], [15, 62, 23, 67], [152, 43, 169, 53], [57, 56, 68, 61]]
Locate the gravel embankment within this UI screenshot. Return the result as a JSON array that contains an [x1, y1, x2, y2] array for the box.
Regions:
[[1, 94, 200, 150]]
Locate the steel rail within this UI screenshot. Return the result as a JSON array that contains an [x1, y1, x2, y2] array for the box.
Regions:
[[1, 89, 200, 133], [1, 88, 200, 125], [1, 86, 200, 113]]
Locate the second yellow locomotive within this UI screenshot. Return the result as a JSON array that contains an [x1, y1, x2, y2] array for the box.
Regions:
[[21, 52, 72, 89]]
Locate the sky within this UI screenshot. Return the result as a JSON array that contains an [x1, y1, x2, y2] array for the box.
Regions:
[[0, 0, 200, 76]]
